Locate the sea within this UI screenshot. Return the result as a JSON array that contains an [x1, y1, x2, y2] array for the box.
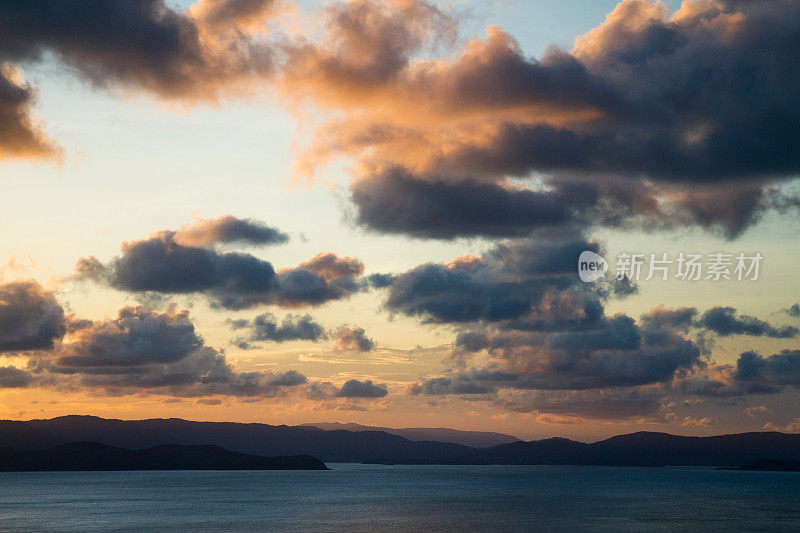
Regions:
[[0, 464, 798, 532]]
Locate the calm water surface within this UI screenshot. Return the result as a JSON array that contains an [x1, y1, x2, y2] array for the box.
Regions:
[[0, 464, 798, 532]]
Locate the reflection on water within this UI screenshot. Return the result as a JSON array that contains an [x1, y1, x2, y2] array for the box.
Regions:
[[0, 464, 798, 532]]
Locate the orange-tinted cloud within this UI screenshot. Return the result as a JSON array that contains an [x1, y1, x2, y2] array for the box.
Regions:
[[0, 0, 282, 160], [171, 215, 289, 248], [0, 65, 59, 160], [280, 0, 800, 239]]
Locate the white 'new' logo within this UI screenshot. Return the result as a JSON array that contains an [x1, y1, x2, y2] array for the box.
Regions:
[[578, 251, 607, 282]]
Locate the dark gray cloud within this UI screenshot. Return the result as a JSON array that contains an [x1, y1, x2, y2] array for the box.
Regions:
[[0, 0, 275, 97], [349, 167, 677, 240], [385, 237, 596, 323], [0, 365, 35, 388], [734, 350, 800, 394], [697, 307, 798, 338], [231, 312, 327, 343], [650, 346, 800, 400], [439, 315, 701, 392], [56, 306, 202, 367], [383, 228, 797, 420], [527, 0, 799, 184], [336, 379, 388, 398], [52, 346, 310, 398], [409, 376, 494, 395], [332, 326, 374, 352], [638, 305, 797, 339], [0, 281, 66, 352], [24, 304, 314, 398], [418, 300, 800, 405], [0, 281, 380, 401], [350, 167, 578, 239], [366, 273, 396, 289], [639, 306, 698, 332], [77, 231, 365, 309]]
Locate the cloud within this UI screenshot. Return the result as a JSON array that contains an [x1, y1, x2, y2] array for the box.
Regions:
[[47, 345, 311, 399], [639, 305, 697, 332], [419, 313, 702, 394], [384, 233, 706, 398], [172, 215, 289, 247], [0, 282, 385, 402], [349, 167, 580, 239], [379, 225, 800, 421], [230, 314, 376, 353], [734, 350, 800, 393], [497, 387, 664, 419], [638, 304, 797, 339], [293, 252, 364, 282], [0, 65, 59, 159], [281, 0, 458, 110], [332, 326, 374, 352], [697, 306, 798, 338], [384, 236, 599, 323], [288, 0, 800, 239], [231, 312, 327, 342], [0, 0, 281, 160], [0, 280, 66, 352], [409, 377, 494, 395], [55, 305, 202, 367], [16, 302, 315, 399], [196, 397, 223, 405], [669, 346, 800, 399], [189, 0, 280, 31], [389, 235, 706, 417], [5, 0, 798, 241], [0, 0, 278, 99], [415, 298, 800, 410], [76, 230, 365, 309], [335, 379, 387, 398], [0, 366, 35, 388]]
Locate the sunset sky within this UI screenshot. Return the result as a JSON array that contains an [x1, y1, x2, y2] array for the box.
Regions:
[[1, 0, 799, 441]]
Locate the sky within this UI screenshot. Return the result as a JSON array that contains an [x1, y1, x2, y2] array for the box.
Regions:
[[0, 0, 799, 441]]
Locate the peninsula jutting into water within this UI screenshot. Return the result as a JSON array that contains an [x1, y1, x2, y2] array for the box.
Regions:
[[0, 441, 328, 471]]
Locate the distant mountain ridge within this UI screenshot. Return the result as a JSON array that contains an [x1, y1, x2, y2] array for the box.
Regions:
[[297, 422, 519, 448], [0, 416, 798, 467], [0, 442, 327, 471], [373, 431, 800, 467], [0, 415, 473, 463]]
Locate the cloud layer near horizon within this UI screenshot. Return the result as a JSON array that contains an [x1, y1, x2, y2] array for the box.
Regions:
[[378, 233, 800, 421], [0, 279, 388, 401]]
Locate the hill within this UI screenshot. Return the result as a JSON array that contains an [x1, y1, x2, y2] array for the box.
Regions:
[[0, 442, 327, 471], [1, 417, 799, 467], [0, 415, 472, 463], [297, 422, 518, 448], [372, 431, 800, 467]]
